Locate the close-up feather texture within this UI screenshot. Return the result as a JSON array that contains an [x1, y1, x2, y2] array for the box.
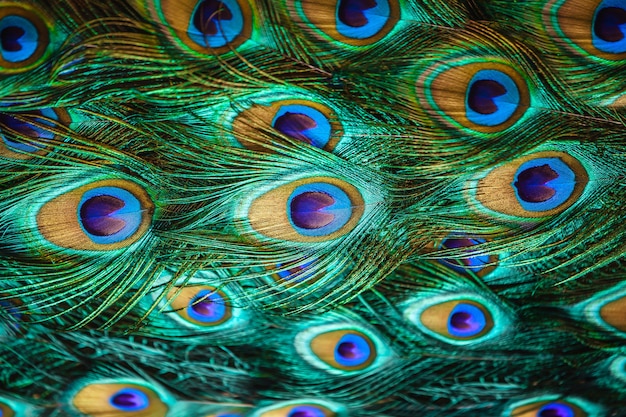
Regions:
[[0, 0, 625, 416]]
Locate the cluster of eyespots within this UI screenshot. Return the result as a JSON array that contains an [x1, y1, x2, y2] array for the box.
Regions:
[[231, 98, 343, 152], [0, 4, 51, 72], [472, 151, 588, 219], [150, 0, 253, 55], [243, 176, 364, 242], [292, 0, 400, 46], [35, 179, 154, 251], [548, 0, 626, 59], [418, 60, 530, 133]]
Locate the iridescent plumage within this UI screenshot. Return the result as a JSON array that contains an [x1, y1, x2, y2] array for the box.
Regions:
[[1, 0, 626, 416]]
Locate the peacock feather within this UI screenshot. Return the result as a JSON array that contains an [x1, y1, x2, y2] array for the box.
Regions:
[[1, 0, 626, 416]]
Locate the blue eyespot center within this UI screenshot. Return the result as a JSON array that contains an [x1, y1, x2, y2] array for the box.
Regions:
[[288, 405, 326, 417], [440, 237, 490, 273], [187, 289, 227, 323], [0, 15, 39, 62], [513, 157, 576, 212], [0, 109, 57, 153], [593, 1, 626, 53], [0, 299, 22, 331], [78, 187, 143, 244], [287, 183, 353, 237], [188, 0, 244, 48], [538, 403, 575, 417], [193, 0, 232, 35], [109, 388, 149, 411], [276, 260, 315, 282], [447, 303, 487, 338], [334, 333, 371, 366], [465, 70, 520, 126], [336, 0, 391, 39], [272, 104, 332, 149]]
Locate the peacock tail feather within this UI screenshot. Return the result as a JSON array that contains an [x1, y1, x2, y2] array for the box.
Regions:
[[1, 0, 626, 415]]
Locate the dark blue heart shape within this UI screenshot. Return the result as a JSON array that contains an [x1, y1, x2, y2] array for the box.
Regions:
[[595, 7, 626, 43], [193, 0, 233, 36], [514, 164, 559, 203], [338, 0, 377, 28], [1, 26, 25, 52], [467, 79, 507, 115], [273, 112, 317, 144]]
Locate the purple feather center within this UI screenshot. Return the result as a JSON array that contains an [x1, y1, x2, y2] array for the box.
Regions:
[[595, 7, 626, 42], [467, 79, 506, 115], [449, 312, 476, 332], [79, 195, 126, 236], [290, 191, 335, 229], [190, 298, 216, 317], [338, 0, 377, 27], [1, 26, 25, 52], [514, 164, 558, 203], [273, 112, 317, 144], [111, 392, 143, 408], [337, 341, 358, 359], [193, 0, 232, 36]]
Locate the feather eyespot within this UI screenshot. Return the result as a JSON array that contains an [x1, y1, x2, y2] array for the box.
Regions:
[[70, 382, 170, 417], [0, 401, 16, 417], [251, 400, 345, 417], [578, 283, 626, 336], [548, 0, 626, 60], [418, 60, 530, 133], [404, 295, 509, 345], [240, 176, 364, 242], [231, 99, 343, 152], [165, 286, 232, 327], [34, 178, 154, 251], [293, 0, 400, 46], [421, 300, 492, 340], [0, 295, 24, 335], [0, 108, 70, 159], [511, 401, 581, 417], [150, 0, 253, 56], [505, 397, 599, 417], [438, 236, 498, 277], [0, 4, 50, 73], [294, 323, 389, 373], [471, 151, 588, 219]]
